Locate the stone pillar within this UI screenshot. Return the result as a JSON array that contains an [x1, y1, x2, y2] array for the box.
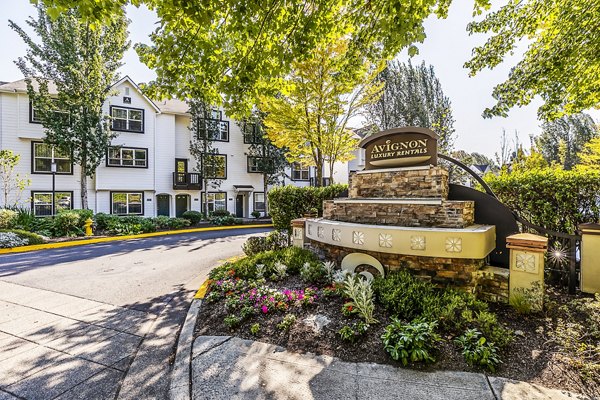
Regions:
[[579, 223, 600, 294], [291, 218, 307, 248], [506, 233, 548, 311]]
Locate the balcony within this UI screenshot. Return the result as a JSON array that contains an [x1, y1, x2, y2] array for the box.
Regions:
[[173, 172, 202, 190]]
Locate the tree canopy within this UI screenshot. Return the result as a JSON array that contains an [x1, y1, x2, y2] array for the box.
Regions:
[[465, 0, 600, 121], [363, 60, 455, 152], [11, 4, 129, 209], [260, 39, 381, 186], [534, 113, 599, 170]]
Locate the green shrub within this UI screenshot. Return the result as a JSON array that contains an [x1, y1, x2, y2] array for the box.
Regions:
[[455, 329, 502, 372], [152, 216, 171, 230], [485, 167, 600, 234], [250, 323, 260, 335], [251, 210, 261, 218], [234, 218, 243, 225], [104, 216, 156, 236], [167, 217, 191, 229], [373, 270, 433, 320], [242, 231, 289, 257], [338, 322, 369, 343], [94, 213, 119, 231], [268, 184, 348, 233], [381, 318, 441, 365], [300, 261, 327, 283], [0, 209, 18, 229], [0, 229, 45, 245], [277, 314, 297, 331], [211, 209, 231, 217], [224, 314, 241, 329], [10, 207, 35, 231], [30, 216, 54, 237], [54, 210, 83, 236], [69, 209, 93, 227], [211, 215, 235, 226], [182, 210, 203, 224]]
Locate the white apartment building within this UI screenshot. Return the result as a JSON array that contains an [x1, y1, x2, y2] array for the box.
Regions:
[[0, 76, 354, 218]]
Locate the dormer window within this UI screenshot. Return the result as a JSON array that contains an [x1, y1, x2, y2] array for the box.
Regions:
[[110, 106, 144, 133]]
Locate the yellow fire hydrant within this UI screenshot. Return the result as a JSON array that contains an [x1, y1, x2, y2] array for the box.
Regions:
[[84, 218, 94, 237]]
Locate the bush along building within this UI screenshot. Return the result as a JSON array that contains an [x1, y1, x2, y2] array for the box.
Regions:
[[0, 76, 350, 218]]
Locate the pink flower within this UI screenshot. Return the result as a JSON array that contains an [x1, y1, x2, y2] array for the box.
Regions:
[[261, 305, 268, 314]]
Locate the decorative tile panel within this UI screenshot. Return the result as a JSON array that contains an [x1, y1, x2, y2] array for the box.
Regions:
[[410, 235, 426, 250], [307, 224, 313, 235], [332, 229, 341, 242], [379, 233, 392, 248], [445, 237, 462, 253], [352, 231, 365, 245], [514, 253, 537, 273], [317, 226, 324, 239], [293, 227, 303, 239]]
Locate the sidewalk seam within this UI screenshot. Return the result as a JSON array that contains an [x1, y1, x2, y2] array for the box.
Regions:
[[485, 374, 499, 400]]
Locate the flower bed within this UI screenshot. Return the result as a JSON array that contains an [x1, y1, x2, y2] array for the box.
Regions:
[[195, 246, 600, 398]]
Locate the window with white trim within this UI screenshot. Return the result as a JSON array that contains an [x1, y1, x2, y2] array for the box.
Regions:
[[111, 192, 143, 215], [32, 142, 72, 174], [291, 163, 310, 180], [111, 106, 144, 133], [253, 192, 265, 211], [107, 147, 147, 167], [201, 192, 227, 213], [32, 191, 72, 216]]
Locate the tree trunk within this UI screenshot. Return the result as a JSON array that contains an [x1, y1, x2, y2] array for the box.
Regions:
[[263, 173, 269, 216], [328, 161, 335, 186], [80, 163, 88, 210], [203, 179, 209, 219]]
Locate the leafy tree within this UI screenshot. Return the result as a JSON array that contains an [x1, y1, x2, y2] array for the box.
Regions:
[[534, 113, 599, 170], [10, 4, 129, 209], [240, 112, 289, 215], [0, 150, 31, 207], [465, 0, 600, 121], [364, 60, 455, 152], [260, 39, 382, 186], [576, 138, 600, 172], [38, 0, 468, 116], [188, 100, 226, 218]]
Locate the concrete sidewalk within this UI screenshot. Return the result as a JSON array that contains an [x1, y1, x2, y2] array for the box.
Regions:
[[190, 336, 590, 400]]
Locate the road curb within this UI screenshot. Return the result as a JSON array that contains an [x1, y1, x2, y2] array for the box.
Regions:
[[169, 281, 208, 400], [0, 224, 273, 255]]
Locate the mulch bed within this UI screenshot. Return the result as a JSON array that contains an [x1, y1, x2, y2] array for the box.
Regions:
[[195, 275, 599, 398]]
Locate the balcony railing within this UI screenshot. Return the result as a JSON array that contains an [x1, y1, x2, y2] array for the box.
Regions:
[[309, 177, 332, 187], [173, 172, 202, 190]]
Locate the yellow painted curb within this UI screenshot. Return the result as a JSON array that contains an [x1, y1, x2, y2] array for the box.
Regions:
[[194, 279, 212, 299], [0, 224, 273, 255]]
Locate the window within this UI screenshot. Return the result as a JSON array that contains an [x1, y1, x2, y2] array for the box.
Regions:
[[243, 123, 262, 144], [32, 191, 73, 216], [201, 192, 227, 213], [247, 156, 274, 173], [107, 147, 147, 168], [202, 154, 227, 179], [32, 142, 72, 174], [29, 101, 70, 125], [111, 106, 144, 133], [291, 163, 310, 180], [111, 192, 143, 215], [198, 119, 229, 141], [253, 192, 265, 212]]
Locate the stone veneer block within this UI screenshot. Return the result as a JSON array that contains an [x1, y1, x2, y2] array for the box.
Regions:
[[323, 200, 475, 229], [349, 166, 449, 199]]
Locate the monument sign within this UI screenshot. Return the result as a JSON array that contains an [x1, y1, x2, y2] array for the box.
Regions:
[[359, 127, 438, 170]]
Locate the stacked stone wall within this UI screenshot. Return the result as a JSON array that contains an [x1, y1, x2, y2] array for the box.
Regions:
[[323, 200, 474, 228], [349, 166, 448, 199]]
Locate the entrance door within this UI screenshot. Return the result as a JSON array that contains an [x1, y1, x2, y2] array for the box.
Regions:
[[175, 194, 189, 217], [157, 194, 170, 217], [235, 194, 244, 218]]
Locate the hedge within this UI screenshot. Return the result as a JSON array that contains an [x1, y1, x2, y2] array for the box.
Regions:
[[268, 184, 348, 233], [484, 168, 600, 234]]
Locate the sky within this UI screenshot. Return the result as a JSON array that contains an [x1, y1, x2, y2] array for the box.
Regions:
[[1, 1, 597, 159]]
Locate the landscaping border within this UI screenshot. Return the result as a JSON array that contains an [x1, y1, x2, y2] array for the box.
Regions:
[[0, 224, 273, 255]]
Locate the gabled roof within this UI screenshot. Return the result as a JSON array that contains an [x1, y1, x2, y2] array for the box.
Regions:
[[155, 98, 190, 116], [112, 76, 161, 113], [0, 78, 59, 94], [470, 164, 492, 174]]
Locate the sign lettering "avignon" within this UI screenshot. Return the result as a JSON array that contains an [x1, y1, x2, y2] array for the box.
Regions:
[[359, 127, 439, 170], [370, 139, 429, 160]]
